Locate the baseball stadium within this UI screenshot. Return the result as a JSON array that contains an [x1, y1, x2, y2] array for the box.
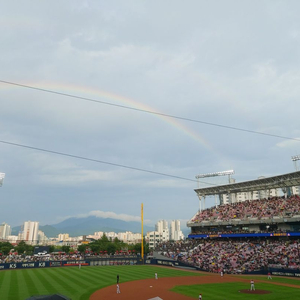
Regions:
[[1, 170, 300, 299]]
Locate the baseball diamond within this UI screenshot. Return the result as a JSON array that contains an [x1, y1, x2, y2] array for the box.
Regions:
[[1, 265, 300, 299]]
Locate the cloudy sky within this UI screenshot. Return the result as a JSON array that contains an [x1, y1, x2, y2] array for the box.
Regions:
[[1, 1, 300, 229]]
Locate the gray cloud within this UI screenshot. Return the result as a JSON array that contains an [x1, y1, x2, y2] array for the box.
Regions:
[[1, 0, 300, 228]]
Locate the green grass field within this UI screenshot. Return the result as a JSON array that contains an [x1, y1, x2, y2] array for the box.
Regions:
[[172, 280, 300, 300], [0, 265, 201, 300], [236, 274, 300, 286], [1, 266, 299, 300]]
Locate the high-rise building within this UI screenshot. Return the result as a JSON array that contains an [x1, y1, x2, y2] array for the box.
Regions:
[[154, 220, 169, 243], [58, 233, 69, 241], [170, 220, 184, 241], [0, 222, 11, 240], [22, 221, 39, 244], [38, 230, 48, 244], [146, 231, 163, 249], [155, 220, 168, 232]]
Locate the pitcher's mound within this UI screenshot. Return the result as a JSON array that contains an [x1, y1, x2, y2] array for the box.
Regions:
[[239, 289, 271, 294]]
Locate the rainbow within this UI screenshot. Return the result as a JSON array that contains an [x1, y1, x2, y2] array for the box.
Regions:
[[1, 80, 219, 154]]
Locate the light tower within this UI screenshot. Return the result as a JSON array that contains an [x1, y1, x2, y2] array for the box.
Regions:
[[195, 170, 234, 211], [292, 155, 300, 171], [0, 173, 5, 187], [291, 155, 300, 196]]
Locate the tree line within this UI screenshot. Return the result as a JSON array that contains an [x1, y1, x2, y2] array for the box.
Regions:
[[0, 234, 149, 256]]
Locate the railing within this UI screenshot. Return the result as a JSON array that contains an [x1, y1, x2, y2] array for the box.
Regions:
[[187, 215, 300, 227]]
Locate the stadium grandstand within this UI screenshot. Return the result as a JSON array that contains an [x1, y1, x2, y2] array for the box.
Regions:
[[155, 171, 300, 275], [188, 171, 300, 238]]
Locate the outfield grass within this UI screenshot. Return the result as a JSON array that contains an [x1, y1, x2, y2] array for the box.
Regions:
[[236, 274, 300, 286], [171, 281, 300, 300], [1, 266, 299, 300], [0, 265, 202, 300]]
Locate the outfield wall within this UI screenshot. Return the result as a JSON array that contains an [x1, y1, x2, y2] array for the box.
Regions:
[[0, 260, 88, 270], [145, 258, 300, 277], [2, 257, 300, 278], [269, 268, 300, 277], [0, 257, 141, 270]]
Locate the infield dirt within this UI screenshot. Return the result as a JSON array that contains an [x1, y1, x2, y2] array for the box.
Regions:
[[91, 272, 244, 299]]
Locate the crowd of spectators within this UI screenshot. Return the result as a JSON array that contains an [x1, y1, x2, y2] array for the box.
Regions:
[[190, 195, 300, 223], [189, 228, 291, 235], [0, 251, 138, 264], [156, 239, 300, 273], [0, 252, 84, 264]]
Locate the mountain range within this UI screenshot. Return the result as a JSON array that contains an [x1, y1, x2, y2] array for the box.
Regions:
[[12, 216, 154, 238]]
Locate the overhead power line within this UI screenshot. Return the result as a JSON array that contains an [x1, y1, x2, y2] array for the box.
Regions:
[[0, 139, 215, 184], [1, 80, 300, 143]]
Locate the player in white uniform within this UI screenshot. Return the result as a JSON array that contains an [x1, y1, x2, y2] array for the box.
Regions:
[[250, 279, 255, 291], [199, 293, 202, 300], [116, 284, 121, 294], [155, 272, 158, 279]]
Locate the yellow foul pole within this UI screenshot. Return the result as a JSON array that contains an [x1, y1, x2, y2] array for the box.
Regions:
[[141, 203, 144, 260]]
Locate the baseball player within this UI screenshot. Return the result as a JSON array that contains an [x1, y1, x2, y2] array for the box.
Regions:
[[250, 279, 255, 291], [155, 272, 158, 279], [199, 293, 202, 300], [267, 272, 272, 279], [116, 284, 121, 294]]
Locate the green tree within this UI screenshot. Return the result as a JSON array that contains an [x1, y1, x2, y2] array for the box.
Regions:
[[89, 242, 100, 253], [61, 245, 70, 253], [15, 241, 27, 254], [99, 234, 109, 244], [0, 242, 13, 255], [77, 244, 87, 254], [132, 242, 149, 256], [113, 237, 125, 252], [106, 242, 116, 255]]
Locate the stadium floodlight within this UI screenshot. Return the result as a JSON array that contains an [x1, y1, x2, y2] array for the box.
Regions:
[[0, 172, 5, 187], [291, 155, 300, 162], [195, 170, 234, 179], [291, 155, 300, 171]]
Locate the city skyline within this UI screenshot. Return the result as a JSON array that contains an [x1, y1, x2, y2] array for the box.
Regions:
[[0, 218, 185, 247]]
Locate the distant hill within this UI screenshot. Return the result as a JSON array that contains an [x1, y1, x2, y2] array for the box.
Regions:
[[51, 216, 153, 237], [13, 216, 154, 238]]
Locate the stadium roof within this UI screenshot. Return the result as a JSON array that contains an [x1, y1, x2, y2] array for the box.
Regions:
[[194, 171, 300, 197]]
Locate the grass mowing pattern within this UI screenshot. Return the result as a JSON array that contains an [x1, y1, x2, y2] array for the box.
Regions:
[[171, 281, 300, 300], [235, 275, 300, 286], [0, 265, 202, 300]]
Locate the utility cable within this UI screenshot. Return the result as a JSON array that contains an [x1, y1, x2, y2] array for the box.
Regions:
[[0, 139, 217, 185], [1, 80, 299, 142]]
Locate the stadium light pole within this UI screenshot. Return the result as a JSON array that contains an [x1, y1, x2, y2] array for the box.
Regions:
[[195, 170, 234, 210], [291, 155, 300, 171], [0, 173, 5, 187]]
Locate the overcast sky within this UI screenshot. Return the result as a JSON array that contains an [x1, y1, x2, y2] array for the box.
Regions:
[[1, 1, 300, 229]]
